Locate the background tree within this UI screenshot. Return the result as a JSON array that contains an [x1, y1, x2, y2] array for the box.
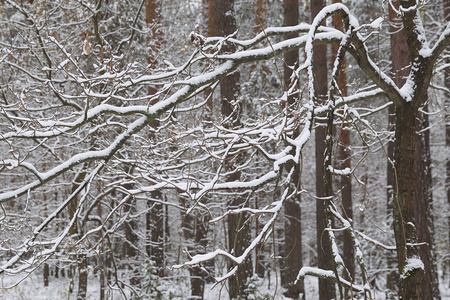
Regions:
[[215, 0, 253, 298], [310, 0, 335, 299]]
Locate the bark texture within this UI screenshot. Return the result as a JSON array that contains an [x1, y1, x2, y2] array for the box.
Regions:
[[215, 1, 253, 298], [386, 2, 410, 296], [311, 1, 335, 300], [282, 0, 305, 299], [332, 0, 354, 287], [414, 105, 440, 300]]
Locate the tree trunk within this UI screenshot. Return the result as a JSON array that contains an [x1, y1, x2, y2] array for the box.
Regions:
[[386, 2, 410, 296], [145, 0, 166, 277], [282, 0, 305, 299], [392, 103, 425, 300], [69, 170, 88, 299], [215, 1, 253, 298], [181, 197, 207, 300], [332, 0, 354, 289], [444, 0, 450, 289], [148, 196, 165, 273], [414, 104, 441, 300], [254, 0, 266, 35], [123, 192, 141, 286], [311, 1, 335, 300], [76, 255, 88, 300], [43, 263, 49, 287], [203, 0, 216, 117]]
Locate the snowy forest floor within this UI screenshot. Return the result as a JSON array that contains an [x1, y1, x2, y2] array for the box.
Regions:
[[0, 269, 449, 300]]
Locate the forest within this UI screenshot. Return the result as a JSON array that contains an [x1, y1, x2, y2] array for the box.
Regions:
[[0, 0, 449, 299]]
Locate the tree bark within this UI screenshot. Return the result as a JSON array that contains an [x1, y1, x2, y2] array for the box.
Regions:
[[145, 0, 166, 277], [331, 0, 354, 289], [215, 1, 253, 298], [413, 104, 441, 300], [444, 0, 450, 289], [122, 189, 141, 286], [386, 2, 410, 296], [76, 255, 88, 300], [311, 1, 335, 300], [392, 103, 425, 300], [282, 1, 305, 299], [43, 263, 49, 287]]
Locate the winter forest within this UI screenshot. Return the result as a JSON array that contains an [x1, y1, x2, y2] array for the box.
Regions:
[[0, 0, 449, 299]]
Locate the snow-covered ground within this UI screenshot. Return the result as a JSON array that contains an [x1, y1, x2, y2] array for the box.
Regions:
[[0, 271, 449, 299]]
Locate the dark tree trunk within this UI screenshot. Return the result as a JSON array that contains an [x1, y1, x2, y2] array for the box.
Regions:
[[282, 0, 304, 299], [392, 103, 425, 300], [43, 263, 49, 287], [386, 2, 410, 296], [69, 171, 88, 299], [76, 255, 88, 300], [181, 196, 208, 300], [123, 193, 141, 286], [331, 0, 354, 289], [311, 1, 335, 300], [202, 0, 216, 117], [215, 1, 253, 298], [145, 0, 166, 277], [192, 215, 209, 299], [444, 0, 450, 289], [254, 0, 267, 34], [413, 104, 441, 300], [148, 194, 165, 273]]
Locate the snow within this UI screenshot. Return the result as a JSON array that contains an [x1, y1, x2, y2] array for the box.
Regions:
[[401, 257, 424, 279], [369, 17, 384, 30]]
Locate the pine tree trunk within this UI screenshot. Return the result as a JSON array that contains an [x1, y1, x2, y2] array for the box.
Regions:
[[123, 192, 141, 286], [149, 195, 165, 273], [76, 255, 88, 300], [392, 103, 425, 300], [331, 0, 354, 289], [282, 0, 305, 299], [43, 263, 49, 287], [444, 0, 450, 289], [386, 2, 410, 296], [310, 1, 335, 299], [414, 104, 441, 300], [215, 1, 253, 298], [145, 0, 166, 277]]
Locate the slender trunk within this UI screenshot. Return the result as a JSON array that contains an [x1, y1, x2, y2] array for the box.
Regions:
[[76, 255, 88, 300], [414, 104, 440, 300], [282, 0, 304, 299], [43, 263, 49, 287], [444, 0, 450, 289], [145, 0, 165, 276], [254, 0, 266, 34], [311, 1, 335, 299], [203, 0, 216, 117], [215, 1, 253, 298], [192, 215, 209, 299], [123, 192, 141, 286], [387, 3, 410, 296], [97, 198, 105, 300], [181, 197, 207, 300], [149, 196, 165, 273], [331, 0, 354, 288], [69, 171, 88, 299]]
